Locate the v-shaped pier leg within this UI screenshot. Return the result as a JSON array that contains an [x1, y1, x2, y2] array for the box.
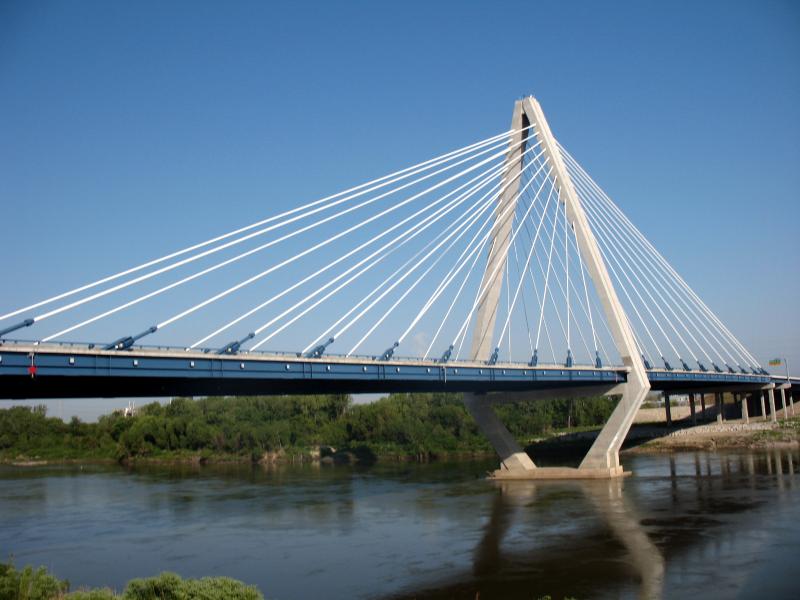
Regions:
[[463, 393, 535, 473], [466, 96, 650, 478]]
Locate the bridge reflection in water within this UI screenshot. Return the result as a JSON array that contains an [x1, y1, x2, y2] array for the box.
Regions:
[[386, 450, 797, 600]]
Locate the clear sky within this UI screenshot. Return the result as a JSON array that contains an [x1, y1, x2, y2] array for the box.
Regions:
[[1, 0, 798, 418]]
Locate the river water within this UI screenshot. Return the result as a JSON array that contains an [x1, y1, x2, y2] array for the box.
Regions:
[[1, 450, 798, 599]]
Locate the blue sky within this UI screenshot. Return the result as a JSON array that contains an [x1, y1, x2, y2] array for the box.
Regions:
[[1, 0, 799, 417]]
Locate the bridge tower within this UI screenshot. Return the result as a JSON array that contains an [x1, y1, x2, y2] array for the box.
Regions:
[[464, 96, 651, 478]]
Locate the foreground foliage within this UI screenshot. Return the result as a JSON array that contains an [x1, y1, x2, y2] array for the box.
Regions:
[[0, 563, 262, 600], [0, 393, 616, 462]]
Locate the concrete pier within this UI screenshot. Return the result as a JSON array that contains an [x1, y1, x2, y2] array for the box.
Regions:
[[768, 389, 777, 423], [665, 393, 672, 425]]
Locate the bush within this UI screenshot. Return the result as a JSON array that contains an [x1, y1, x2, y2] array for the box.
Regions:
[[0, 563, 264, 600], [0, 562, 67, 600]]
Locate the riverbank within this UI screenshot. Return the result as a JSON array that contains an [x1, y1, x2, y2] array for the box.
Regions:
[[523, 414, 800, 459]]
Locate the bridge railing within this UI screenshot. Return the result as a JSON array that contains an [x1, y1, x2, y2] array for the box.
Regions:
[[0, 337, 625, 370]]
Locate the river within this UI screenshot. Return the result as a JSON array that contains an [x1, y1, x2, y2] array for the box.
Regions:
[[1, 450, 798, 599]]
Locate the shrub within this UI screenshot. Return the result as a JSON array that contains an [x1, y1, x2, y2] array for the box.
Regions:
[[0, 562, 67, 600]]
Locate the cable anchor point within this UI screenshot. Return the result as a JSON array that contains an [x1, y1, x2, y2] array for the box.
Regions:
[[378, 341, 399, 361], [306, 337, 334, 359], [438, 345, 454, 364], [104, 325, 158, 351], [487, 347, 499, 365], [218, 332, 255, 355], [0, 318, 35, 341]]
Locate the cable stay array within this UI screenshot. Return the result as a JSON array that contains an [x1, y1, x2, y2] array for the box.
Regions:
[[556, 142, 765, 374], [0, 124, 765, 374]]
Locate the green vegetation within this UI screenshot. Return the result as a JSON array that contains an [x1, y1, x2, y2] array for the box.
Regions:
[[0, 562, 67, 600], [0, 393, 616, 464], [0, 562, 261, 600]]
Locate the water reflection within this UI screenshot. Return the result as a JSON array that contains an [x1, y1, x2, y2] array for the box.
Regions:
[[388, 449, 798, 600], [1, 450, 798, 600]]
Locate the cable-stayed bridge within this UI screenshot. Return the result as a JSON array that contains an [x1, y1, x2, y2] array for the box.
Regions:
[[1, 96, 794, 478]]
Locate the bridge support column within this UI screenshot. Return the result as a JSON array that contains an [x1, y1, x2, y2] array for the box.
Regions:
[[760, 392, 767, 421], [689, 393, 696, 425], [462, 393, 535, 473], [700, 394, 707, 419], [468, 96, 649, 479], [741, 393, 749, 424], [780, 388, 788, 419], [664, 393, 672, 425], [716, 393, 724, 423], [526, 97, 650, 475], [768, 389, 777, 423], [790, 391, 795, 416]]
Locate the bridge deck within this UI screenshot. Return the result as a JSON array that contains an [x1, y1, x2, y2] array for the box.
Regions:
[[0, 343, 778, 399]]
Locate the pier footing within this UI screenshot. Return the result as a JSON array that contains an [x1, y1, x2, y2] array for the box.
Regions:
[[489, 465, 628, 480]]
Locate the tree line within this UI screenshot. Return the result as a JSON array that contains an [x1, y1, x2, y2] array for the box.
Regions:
[[0, 393, 616, 462]]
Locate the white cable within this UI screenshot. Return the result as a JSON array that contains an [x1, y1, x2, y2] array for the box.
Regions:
[[574, 221, 598, 356], [343, 148, 549, 356], [451, 162, 553, 358], [523, 169, 610, 359], [394, 144, 548, 349], [585, 204, 667, 362], [558, 143, 761, 369], [1, 127, 525, 323], [423, 226, 493, 359], [343, 187, 499, 356], [44, 136, 531, 342], [190, 156, 510, 347], [518, 179, 594, 362], [576, 177, 722, 367], [249, 159, 509, 351], [495, 174, 554, 349], [510, 229, 534, 355], [560, 146, 751, 368], [566, 157, 745, 368], [534, 184, 560, 352], [34, 130, 530, 331], [397, 189, 500, 346], [297, 175, 510, 356], [518, 164, 614, 362], [564, 188, 570, 357]]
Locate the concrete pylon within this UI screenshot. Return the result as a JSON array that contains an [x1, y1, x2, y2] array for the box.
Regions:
[[465, 96, 650, 478], [462, 99, 535, 474], [469, 100, 529, 361], [522, 97, 650, 472]]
